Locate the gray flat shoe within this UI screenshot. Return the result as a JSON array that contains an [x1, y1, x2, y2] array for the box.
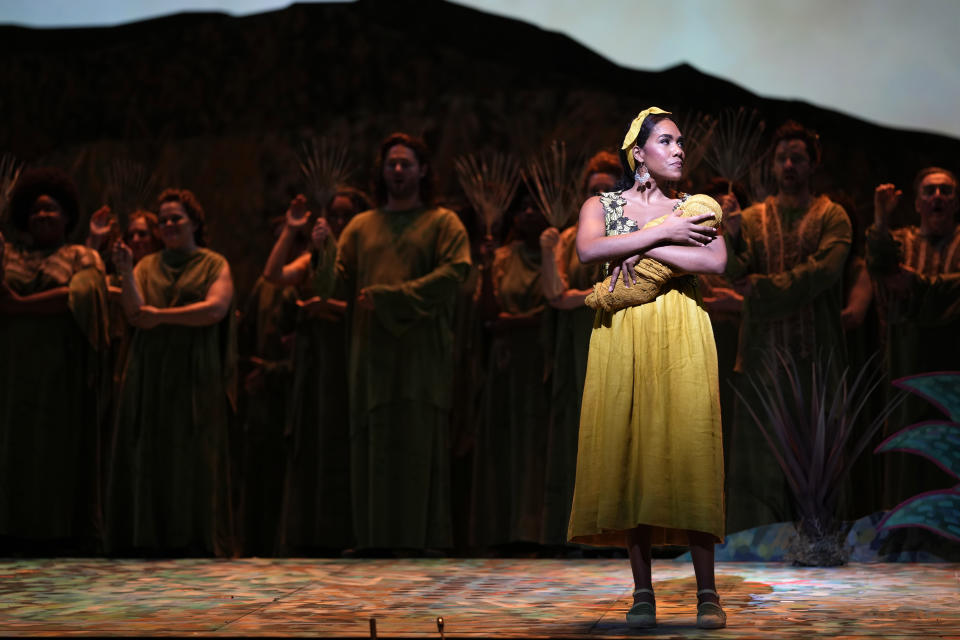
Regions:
[[696, 589, 726, 629], [626, 588, 656, 628]]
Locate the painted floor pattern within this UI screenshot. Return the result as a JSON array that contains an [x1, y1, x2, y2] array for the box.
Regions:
[[0, 558, 958, 637]]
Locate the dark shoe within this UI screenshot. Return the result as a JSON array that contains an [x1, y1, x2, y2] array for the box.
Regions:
[[696, 589, 726, 629], [625, 588, 656, 628]]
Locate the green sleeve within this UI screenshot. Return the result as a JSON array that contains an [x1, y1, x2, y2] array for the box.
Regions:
[[746, 204, 852, 319], [365, 215, 472, 336], [311, 222, 356, 300], [67, 266, 110, 351]]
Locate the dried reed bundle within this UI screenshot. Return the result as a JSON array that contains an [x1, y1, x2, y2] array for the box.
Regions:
[[299, 137, 352, 213], [523, 140, 582, 229], [703, 107, 766, 191], [0, 153, 22, 225], [103, 159, 156, 229], [454, 152, 522, 236]]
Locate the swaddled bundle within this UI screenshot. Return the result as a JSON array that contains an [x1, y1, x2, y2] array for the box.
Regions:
[[585, 193, 723, 312]]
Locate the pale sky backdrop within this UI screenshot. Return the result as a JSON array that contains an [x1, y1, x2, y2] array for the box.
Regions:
[[2, 0, 958, 140]]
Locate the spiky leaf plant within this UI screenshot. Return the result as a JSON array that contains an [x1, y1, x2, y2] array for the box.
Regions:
[[454, 152, 522, 236], [523, 140, 583, 230], [735, 350, 907, 565], [299, 136, 353, 214]]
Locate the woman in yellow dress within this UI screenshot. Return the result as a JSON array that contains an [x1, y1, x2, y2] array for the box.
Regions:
[[568, 108, 728, 629]]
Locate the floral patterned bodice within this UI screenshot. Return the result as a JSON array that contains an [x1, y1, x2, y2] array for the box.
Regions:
[[599, 191, 689, 236]]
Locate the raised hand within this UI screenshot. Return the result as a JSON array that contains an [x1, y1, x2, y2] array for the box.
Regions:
[[874, 183, 902, 229], [479, 234, 497, 265], [539, 227, 560, 250], [89, 205, 115, 237], [658, 212, 717, 246], [311, 216, 333, 250], [717, 194, 742, 237], [285, 194, 312, 230], [112, 240, 134, 275]]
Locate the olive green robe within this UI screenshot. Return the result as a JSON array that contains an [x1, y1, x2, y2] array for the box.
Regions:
[[0, 243, 109, 549], [471, 241, 550, 547], [540, 225, 601, 545], [314, 206, 471, 549], [278, 270, 353, 553], [106, 248, 237, 556], [867, 224, 960, 507], [724, 195, 852, 533], [449, 261, 484, 548], [237, 275, 297, 556]]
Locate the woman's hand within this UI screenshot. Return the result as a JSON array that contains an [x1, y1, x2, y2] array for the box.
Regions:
[[297, 295, 346, 321], [89, 205, 115, 242], [112, 240, 134, 275], [479, 234, 497, 266], [134, 305, 163, 329], [356, 288, 375, 311], [244, 356, 266, 394], [874, 183, 902, 230], [657, 212, 717, 246], [609, 254, 642, 291], [286, 194, 311, 230], [311, 217, 332, 250], [717, 194, 742, 237], [539, 227, 560, 251], [702, 286, 743, 314]]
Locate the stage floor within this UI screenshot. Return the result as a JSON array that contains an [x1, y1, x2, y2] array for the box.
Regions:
[[1, 558, 958, 637]]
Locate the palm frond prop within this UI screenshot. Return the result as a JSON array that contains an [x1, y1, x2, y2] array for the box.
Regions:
[[734, 349, 907, 565], [454, 152, 522, 236], [675, 111, 717, 181], [299, 136, 352, 214], [0, 153, 23, 226], [523, 140, 583, 230], [703, 107, 766, 190], [103, 159, 156, 230]]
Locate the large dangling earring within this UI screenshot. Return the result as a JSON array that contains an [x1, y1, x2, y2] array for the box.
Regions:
[[634, 163, 650, 191]]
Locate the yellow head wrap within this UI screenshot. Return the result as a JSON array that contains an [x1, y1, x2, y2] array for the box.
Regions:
[[621, 107, 671, 172]]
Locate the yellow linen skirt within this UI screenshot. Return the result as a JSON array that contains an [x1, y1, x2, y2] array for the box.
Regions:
[[567, 277, 725, 546]]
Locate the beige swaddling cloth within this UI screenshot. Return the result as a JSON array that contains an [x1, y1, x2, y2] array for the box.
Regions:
[[584, 194, 723, 312]]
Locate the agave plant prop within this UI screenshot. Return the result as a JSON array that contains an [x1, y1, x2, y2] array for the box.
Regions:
[[523, 140, 583, 230], [703, 107, 766, 194], [0, 153, 22, 227], [675, 111, 717, 182], [299, 136, 353, 214], [103, 159, 156, 230], [734, 350, 908, 565], [875, 372, 960, 542], [454, 152, 522, 236]]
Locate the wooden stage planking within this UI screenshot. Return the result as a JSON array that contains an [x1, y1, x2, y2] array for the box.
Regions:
[[1, 558, 958, 637]]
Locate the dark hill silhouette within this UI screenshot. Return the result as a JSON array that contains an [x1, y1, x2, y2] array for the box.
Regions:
[[1, 0, 956, 291]]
